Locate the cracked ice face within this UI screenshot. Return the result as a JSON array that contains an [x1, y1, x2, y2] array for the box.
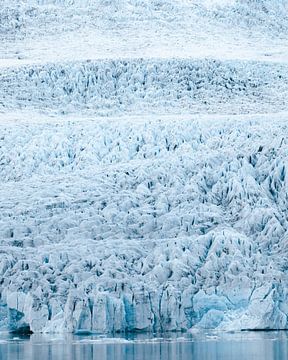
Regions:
[[1, 0, 288, 335]]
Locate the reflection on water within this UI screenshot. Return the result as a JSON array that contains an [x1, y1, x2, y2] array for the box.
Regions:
[[1, 331, 288, 360]]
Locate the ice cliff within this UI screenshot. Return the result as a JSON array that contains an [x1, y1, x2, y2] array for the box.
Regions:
[[1, 116, 288, 333], [1, 0, 288, 334]]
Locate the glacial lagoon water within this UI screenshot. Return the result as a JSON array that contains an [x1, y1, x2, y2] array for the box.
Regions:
[[1, 331, 288, 360]]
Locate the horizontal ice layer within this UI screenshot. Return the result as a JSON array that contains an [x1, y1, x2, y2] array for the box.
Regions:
[[1, 0, 288, 67], [1, 115, 288, 333], [1, 0, 287, 37], [197, 0, 288, 32], [1, 59, 288, 115]]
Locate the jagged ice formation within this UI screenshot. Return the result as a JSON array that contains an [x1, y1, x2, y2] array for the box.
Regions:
[[1, 0, 288, 334]]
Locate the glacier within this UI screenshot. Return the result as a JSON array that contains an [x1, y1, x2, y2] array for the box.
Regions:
[[1, 0, 288, 334], [1, 58, 288, 116], [1, 114, 288, 333]]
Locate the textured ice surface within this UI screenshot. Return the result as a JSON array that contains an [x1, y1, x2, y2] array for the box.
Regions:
[[1, 114, 288, 333], [1, 0, 288, 67], [1, 0, 288, 334], [1, 58, 288, 116]]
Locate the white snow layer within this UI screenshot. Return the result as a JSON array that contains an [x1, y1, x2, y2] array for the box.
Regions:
[[1, 0, 288, 334], [1, 0, 288, 66]]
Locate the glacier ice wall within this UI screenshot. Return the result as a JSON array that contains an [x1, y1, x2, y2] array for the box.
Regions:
[[1, 0, 288, 335], [1, 117, 288, 333]]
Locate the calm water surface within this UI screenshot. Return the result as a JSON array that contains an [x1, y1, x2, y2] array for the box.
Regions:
[[0, 331, 288, 360]]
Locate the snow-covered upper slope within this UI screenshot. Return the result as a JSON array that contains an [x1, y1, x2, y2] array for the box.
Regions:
[[198, 0, 288, 31], [1, 0, 288, 66]]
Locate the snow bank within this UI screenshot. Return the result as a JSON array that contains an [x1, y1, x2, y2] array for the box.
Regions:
[[2, 0, 287, 39], [1, 116, 288, 333], [1, 58, 288, 115], [205, 0, 288, 33], [0, 0, 181, 38]]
